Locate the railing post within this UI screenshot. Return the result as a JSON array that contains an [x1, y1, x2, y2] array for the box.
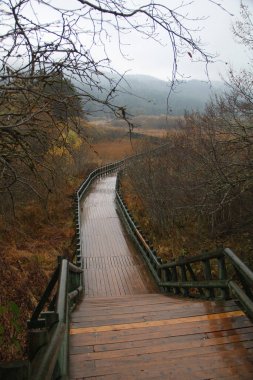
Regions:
[[218, 256, 229, 299], [161, 267, 172, 293], [27, 327, 49, 361], [171, 267, 180, 295], [202, 259, 214, 298], [186, 263, 204, 297], [54, 259, 69, 379], [179, 257, 189, 297]]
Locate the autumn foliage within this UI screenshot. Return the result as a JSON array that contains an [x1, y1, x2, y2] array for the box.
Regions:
[[122, 69, 253, 266]]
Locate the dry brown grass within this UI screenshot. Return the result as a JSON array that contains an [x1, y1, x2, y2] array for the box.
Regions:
[[0, 131, 138, 361], [120, 174, 253, 267], [134, 128, 167, 138], [0, 117, 165, 361], [0, 179, 77, 361], [86, 118, 171, 140], [92, 138, 138, 161]]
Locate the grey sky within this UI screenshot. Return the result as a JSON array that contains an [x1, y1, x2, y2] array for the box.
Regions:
[[102, 0, 253, 82], [3, 0, 253, 83]]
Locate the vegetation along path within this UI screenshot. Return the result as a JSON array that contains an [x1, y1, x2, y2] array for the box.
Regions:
[[69, 174, 253, 379]]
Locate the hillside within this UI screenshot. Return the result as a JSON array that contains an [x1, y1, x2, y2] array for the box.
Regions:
[[84, 74, 224, 117]]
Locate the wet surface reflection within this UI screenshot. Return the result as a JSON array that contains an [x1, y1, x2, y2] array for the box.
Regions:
[[80, 174, 156, 297]]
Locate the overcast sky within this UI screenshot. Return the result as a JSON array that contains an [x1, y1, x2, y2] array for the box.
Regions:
[[5, 0, 253, 84], [103, 0, 253, 82]]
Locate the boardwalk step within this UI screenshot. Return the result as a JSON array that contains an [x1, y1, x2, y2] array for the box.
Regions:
[[70, 294, 253, 379], [70, 175, 253, 379]]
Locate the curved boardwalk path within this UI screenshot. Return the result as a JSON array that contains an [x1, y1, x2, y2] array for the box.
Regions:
[[69, 174, 253, 379]]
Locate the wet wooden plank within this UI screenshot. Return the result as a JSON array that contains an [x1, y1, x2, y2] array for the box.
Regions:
[[70, 307, 242, 328], [71, 300, 239, 319], [70, 321, 253, 348], [70, 296, 253, 379], [70, 310, 244, 334], [79, 175, 156, 297], [91, 328, 253, 353], [70, 331, 253, 362], [70, 326, 253, 355], [69, 175, 253, 379], [70, 347, 253, 379]]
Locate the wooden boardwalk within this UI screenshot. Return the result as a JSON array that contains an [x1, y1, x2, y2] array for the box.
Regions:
[[79, 175, 156, 297], [69, 174, 253, 379]]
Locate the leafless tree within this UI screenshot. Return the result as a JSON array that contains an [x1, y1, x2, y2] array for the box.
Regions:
[[126, 69, 253, 242], [0, 0, 226, 204], [125, 3, 253, 242], [233, 1, 253, 52]]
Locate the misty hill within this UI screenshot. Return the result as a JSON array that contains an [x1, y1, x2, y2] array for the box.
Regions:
[[84, 74, 224, 117]]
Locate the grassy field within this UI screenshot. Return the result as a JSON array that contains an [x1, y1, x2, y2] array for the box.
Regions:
[[92, 139, 136, 161], [83, 119, 168, 161]]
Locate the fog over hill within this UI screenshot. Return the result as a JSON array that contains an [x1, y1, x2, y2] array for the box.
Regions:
[[84, 74, 224, 117]]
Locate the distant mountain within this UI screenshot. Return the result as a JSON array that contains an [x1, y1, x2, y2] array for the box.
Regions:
[[83, 74, 224, 117]]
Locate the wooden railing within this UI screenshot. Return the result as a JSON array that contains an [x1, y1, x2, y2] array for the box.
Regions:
[[22, 160, 125, 380], [24, 150, 171, 379], [27, 259, 82, 380], [225, 248, 253, 320], [4, 143, 253, 378], [116, 172, 253, 321]]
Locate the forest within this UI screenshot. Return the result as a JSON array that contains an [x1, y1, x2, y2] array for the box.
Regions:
[[0, 0, 252, 365]]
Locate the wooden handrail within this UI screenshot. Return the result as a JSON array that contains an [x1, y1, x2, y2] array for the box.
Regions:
[[27, 158, 127, 380], [224, 248, 253, 285], [228, 281, 253, 320], [29, 265, 60, 325], [116, 169, 253, 320], [26, 144, 253, 379], [160, 250, 224, 268]]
